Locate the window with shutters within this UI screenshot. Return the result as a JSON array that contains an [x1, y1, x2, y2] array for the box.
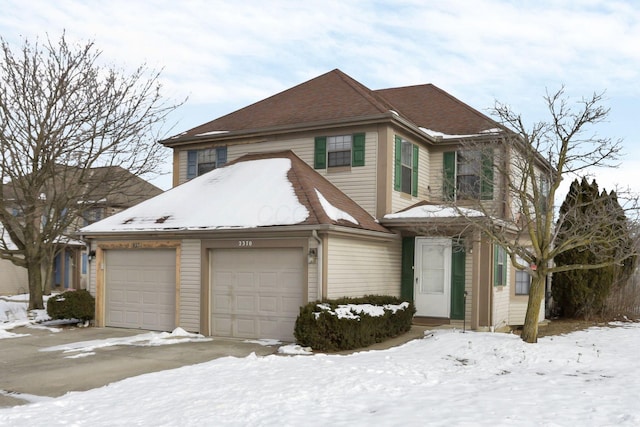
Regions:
[[327, 135, 352, 167], [443, 149, 493, 200], [393, 136, 419, 196], [186, 147, 227, 179], [314, 133, 365, 169], [494, 244, 507, 287]]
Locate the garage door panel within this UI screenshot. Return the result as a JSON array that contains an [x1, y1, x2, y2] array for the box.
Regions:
[[236, 295, 256, 312], [211, 248, 304, 341], [259, 296, 278, 313], [106, 249, 176, 331], [258, 272, 278, 289]]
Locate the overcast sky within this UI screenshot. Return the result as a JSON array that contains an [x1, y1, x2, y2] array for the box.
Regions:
[[1, 0, 638, 198]]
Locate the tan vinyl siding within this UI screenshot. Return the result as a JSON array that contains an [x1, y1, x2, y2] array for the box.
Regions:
[[390, 143, 430, 213], [0, 258, 27, 295], [178, 149, 188, 185], [88, 241, 97, 296], [179, 239, 201, 332], [325, 235, 401, 298], [464, 250, 473, 323], [307, 237, 320, 301], [492, 260, 511, 331]]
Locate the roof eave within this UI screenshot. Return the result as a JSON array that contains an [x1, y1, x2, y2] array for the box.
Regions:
[[79, 223, 395, 240], [160, 113, 397, 147]]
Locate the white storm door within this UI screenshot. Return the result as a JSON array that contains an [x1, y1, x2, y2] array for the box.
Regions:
[[414, 238, 452, 317]]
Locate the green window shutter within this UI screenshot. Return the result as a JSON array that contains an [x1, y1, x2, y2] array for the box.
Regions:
[[412, 144, 419, 197], [450, 243, 466, 320], [481, 149, 494, 200], [314, 137, 327, 169], [393, 136, 402, 191], [401, 237, 415, 301], [352, 133, 365, 167], [493, 244, 499, 287], [443, 151, 456, 200]]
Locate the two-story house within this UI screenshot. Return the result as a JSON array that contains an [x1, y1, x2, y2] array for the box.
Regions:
[[81, 69, 549, 341]]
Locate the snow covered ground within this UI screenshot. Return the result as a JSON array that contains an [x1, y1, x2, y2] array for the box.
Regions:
[[2, 295, 640, 426]]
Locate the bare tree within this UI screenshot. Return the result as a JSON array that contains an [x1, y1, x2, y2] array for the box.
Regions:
[[0, 33, 181, 309], [449, 87, 635, 343]]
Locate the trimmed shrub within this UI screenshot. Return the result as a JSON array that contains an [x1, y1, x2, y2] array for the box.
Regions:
[[46, 290, 95, 321], [294, 295, 415, 351]]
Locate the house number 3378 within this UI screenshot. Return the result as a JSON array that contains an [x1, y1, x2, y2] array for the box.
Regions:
[[238, 240, 253, 247]]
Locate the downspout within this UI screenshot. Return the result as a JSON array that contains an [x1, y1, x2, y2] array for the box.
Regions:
[[311, 230, 323, 300]]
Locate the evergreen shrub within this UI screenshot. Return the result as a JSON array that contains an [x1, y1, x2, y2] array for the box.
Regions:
[[46, 290, 95, 321], [294, 295, 415, 351]]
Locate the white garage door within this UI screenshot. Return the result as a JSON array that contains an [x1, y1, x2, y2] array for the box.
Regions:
[[210, 248, 304, 341], [105, 249, 176, 331]]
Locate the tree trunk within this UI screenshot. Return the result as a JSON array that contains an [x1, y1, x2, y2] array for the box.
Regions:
[[521, 272, 546, 343], [27, 261, 45, 310]]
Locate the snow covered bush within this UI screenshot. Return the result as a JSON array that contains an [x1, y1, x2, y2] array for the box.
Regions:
[[294, 295, 415, 351], [46, 290, 95, 322]]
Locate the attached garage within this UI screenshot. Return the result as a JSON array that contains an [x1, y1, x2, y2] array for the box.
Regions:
[[210, 247, 305, 341], [105, 249, 176, 331]]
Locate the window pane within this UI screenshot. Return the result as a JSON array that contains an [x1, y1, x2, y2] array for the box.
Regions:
[[328, 151, 351, 167], [327, 135, 352, 167], [457, 150, 481, 199], [402, 165, 412, 194], [515, 270, 531, 295], [401, 140, 413, 166], [198, 162, 216, 175], [197, 148, 217, 176]]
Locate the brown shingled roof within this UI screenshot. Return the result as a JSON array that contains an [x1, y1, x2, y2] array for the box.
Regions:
[[164, 69, 502, 143], [374, 84, 499, 135], [178, 69, 395, 138], [225, 150, 391, 234]]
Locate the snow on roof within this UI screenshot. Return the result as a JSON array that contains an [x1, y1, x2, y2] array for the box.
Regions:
[[419, 127, 502, 140], [383, 204, 484, 220], [315, 189, 358, 225], [195, 130, 229, 137], [81, 158, 309, 233]]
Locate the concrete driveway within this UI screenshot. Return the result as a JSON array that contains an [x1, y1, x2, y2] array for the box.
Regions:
[[0, 325, 278, 408]]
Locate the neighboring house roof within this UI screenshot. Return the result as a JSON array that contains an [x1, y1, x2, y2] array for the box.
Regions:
[[2, 165, 162, 209], [83, 166, 164, 208], [81, 151, 391, 234], [161, 69, 503, 144]]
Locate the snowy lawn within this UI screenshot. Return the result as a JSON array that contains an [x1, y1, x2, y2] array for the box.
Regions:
[[1, 310, 639, 426]]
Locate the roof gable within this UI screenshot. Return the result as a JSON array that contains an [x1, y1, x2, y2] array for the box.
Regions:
[[174, 69, 395, 139]]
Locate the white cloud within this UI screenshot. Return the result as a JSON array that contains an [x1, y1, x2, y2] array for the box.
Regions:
[[1, 0, 638, 194]]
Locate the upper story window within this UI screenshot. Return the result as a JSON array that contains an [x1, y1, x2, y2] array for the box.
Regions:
[[314, 133, 365, 169], [393, 136, 419, 196], [443, 149, 493, 201], [82, 207, 103, 226], [327, 135, 352, 167], [187, 147, 227, 180]]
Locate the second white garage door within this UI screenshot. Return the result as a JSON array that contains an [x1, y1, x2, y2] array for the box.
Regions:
[[105, 249, 176, 331], [210, 248, 304, 341]]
